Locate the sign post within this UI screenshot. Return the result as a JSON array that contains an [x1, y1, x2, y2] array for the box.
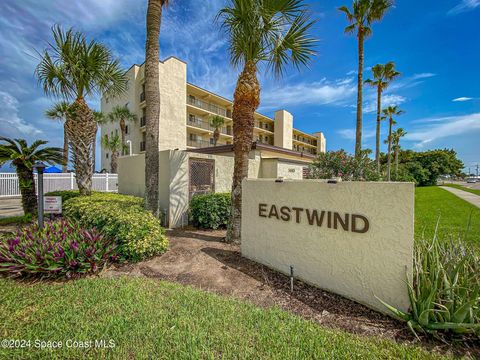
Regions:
[[33, 162, 46, 229]]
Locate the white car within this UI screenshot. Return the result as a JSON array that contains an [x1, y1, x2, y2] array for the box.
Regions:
[[466, 178, 478, 183]]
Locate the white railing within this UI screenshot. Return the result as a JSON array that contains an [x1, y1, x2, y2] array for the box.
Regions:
[[0, 173, 118, 197]]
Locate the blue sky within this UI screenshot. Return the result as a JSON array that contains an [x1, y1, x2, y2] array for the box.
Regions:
[[0, 0, 479, 172]]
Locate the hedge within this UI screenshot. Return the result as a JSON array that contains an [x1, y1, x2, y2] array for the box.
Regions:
[[45, 190, 84, 203], [62, 193, 168, 261], [190, 193, 231, 229]]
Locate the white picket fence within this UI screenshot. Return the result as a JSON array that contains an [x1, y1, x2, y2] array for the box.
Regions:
[[0, 173, 118, 197]]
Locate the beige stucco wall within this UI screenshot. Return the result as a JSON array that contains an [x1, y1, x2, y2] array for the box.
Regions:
[[274, 110, 293, 150], [117, 153, 145, 198], [241, 179, 414, 313], [260, 159, 304, 179]]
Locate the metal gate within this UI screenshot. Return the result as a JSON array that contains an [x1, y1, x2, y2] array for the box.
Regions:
[[189, 158, 215, 199]]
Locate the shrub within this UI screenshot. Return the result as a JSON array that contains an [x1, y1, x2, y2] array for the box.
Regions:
[[0, 219, 118, 278], [63, 193, 168, 260], [379, 228, 480, 339], [0, 214, 32, 226], [45, 190, 83, 202], [190, 193, 231, 229]]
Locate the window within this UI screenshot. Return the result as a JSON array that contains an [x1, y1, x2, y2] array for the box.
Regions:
[[106, 153, 109, 159], [188, 95, 196, 104], [189, 133, 198, 141], [264, 123, 269, 130], [189, 114, 195, 123], [209, 138, 214, 145], [125, 125, 129, 135]]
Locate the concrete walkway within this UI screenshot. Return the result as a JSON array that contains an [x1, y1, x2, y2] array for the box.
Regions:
[[441, 186, 480, 208], [0, 197, 23, 218]]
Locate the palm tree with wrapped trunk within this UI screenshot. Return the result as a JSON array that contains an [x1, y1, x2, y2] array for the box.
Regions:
[[107, 106, 137, 155], [210, 115, 225, 146], [0, 137, 63, 215], [365, 61, 400, 172], [45, 101, 71, 172], [35, 25, 127, 195], [144, 0, 169, 216], [339, 0, 393, 158], [218, 0, 317, 242], [101, 134, 122, 173], [392, 127, 406, 179], [382, 105, 404, 181]]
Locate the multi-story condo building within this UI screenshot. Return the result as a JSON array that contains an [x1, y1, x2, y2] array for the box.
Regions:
[[100, 57, 326, 172]]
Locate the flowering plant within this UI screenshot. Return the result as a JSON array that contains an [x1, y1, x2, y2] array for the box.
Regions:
[[0, 219, 118, 278]]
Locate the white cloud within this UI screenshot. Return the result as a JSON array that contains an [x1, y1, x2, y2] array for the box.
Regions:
[[260, 77, 357, 110], [406, 113, 480, 147], [411, 73, 436, 80], [0, 91, 43, 138], [364, 94, 407, 113], [448, 0, 480, 15], [337, 128, 376, 141], [452, 97, 473, 102]]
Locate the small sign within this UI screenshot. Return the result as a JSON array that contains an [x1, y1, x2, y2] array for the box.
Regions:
[[44, 196, 62, 214]]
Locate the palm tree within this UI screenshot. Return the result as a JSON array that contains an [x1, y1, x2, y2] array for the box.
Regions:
[[392, 127, 406, 179], [210, 115, 225, 146], [101, 134, 122, 173], [145, 0, 169, 216], [218, 0, 317, 242], [339, 0, 393, 158], [382, 105, 404, 181], [45, 101, 71, 172], [0, 137, 63, 215], [365, 61, 400, 171], [107, 106, 137, 155], [35, 25, 127, 195]]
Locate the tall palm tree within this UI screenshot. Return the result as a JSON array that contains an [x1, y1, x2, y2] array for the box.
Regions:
[[218, 0, 317, 242], [382, 105, 404, 181], [210, 115, 225, 146], [107, 106, 137, 155], [365, 61, 400, 171], [339, 0, 393, 158], [0, 137, 63, 215], [101, 134, 122, 173], [45, 101, 71, 172], [392, 127, 406, 179], [145, 0, 169, 216], [35, 25, 127, 195]]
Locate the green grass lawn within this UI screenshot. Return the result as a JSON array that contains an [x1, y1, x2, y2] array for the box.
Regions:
[[443, 183, 480, 196], [415, 186, 480, 249], [0, 277, 445, 360]]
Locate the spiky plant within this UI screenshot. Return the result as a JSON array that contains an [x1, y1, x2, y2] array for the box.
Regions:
[[35, 25, 127, 195], [339, 0, 393, 158], [107, 106, 137, 155], [365, 62, 400, 171], [218, 0, 317, 242], [0, 137, 64, 215]]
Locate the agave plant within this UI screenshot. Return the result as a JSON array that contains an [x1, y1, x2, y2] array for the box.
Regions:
[[379, 220, 480, 339]]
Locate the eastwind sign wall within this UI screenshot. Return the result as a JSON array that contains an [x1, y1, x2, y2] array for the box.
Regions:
[[241, 179, 414, 313]]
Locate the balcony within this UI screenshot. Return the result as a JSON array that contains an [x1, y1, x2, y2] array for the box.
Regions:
[[187, 138, 213, 148], [187, 97, 231, 118], [140, 92, 145, 102], [293, 135, 317, 147], [254, 121, 274, 132], [187, 117, 232, 136]]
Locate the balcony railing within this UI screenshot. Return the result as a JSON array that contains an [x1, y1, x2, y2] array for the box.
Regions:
[[254, 121, 274, 132], [140, 116, 146, 127], [187, 117, 232, 135], [187, 97, 231, 118], [140, 92, 145, 102], [293, 135, 317, 146], [187, 138, 213, 148]]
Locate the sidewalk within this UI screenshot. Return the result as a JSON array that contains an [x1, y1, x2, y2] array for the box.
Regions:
[[441, 186, 480, 209], [0, 197, 23, 218]]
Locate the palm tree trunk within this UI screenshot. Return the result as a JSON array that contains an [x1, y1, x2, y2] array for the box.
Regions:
[[17, 164, 37, 215], [120, 119, 126, 155], [144, 0, 162, 217], [66, 97, 95, 195], [213, 128, 219, 146], [226, 61, 260, 243], [62, 126, 68, 172], [92, 126, 97, 173], [394, 145, 399, 179], [355, 29, 364, 158], [387, 118, 393, 181], [111, 150, 119, 173], [375, 85, 381, 172]]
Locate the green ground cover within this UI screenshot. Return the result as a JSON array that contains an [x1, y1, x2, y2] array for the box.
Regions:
[[443, 183, 480, 196], [0, 214, 31, 226], [0, 277, 445, 360], [415, 187, 480, 249]]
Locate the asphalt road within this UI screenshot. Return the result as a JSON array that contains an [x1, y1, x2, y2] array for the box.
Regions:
[[0, 197, 23, 218]]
